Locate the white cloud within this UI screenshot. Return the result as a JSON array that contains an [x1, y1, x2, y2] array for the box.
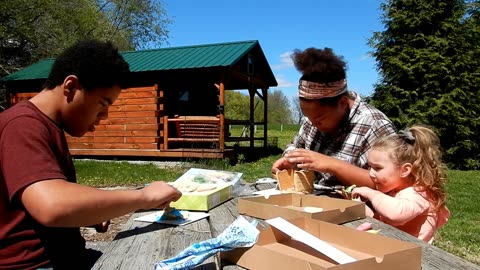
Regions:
[[360, 52, 373, 61], [272, 51, 294, 70], [274, 74, 295, 88]]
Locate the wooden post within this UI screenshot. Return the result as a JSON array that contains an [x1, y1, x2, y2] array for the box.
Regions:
[[163, 115, 168, 150], [249, 88, 255, 148], [218, 81, 225, 152], [155, 84, 165, 150], [262, 88, 268, 148]]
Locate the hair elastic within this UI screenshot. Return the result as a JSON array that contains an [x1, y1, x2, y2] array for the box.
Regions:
[[398, 130, 415, 144]]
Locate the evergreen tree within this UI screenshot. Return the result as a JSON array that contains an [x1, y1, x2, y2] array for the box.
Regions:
[[369, 0, 480, 169]]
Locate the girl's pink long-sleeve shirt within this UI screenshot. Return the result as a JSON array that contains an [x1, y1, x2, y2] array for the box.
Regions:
[[368, 187, 450, 243]]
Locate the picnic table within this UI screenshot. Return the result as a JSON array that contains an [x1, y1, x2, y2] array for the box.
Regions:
[[92, 183, 479, 270]]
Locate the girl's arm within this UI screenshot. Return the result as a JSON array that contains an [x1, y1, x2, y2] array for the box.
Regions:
[[352, 187, 430, 226]]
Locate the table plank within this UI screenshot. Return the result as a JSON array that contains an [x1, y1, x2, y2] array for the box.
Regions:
[[208, 198, 245, 270], [343, 218, 480, 270], [209, 199, 240, 237], [92, 211, 215, 270]]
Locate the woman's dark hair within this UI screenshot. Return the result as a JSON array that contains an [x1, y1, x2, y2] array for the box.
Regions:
[[44, 39, 130, 91], [292, 47, 347, 83]]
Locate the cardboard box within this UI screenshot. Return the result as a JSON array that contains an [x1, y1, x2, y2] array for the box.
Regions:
[[221, 217, 422, 270], [170, 168, 242, 211], [238, 193, 365, 224]]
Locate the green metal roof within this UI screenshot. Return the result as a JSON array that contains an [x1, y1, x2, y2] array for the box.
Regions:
[[1, 40, 262, 81]]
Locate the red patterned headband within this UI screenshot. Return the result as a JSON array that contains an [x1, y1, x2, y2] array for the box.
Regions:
[[298, 79, 347, 99]]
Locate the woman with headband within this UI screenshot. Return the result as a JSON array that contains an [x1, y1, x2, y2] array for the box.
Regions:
[[272, 47, 396, 189]]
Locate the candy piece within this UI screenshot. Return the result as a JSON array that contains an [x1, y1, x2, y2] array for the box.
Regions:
[[345, 184, 357, 193], [339, 184, 357, 200], [366, 229, 380, 234], [160, 206, 185, 221], [196, 183, 217, 192], [172, 181, 199, 193]]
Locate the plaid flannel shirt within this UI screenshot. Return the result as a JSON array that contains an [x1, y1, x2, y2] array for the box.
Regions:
[[286, 92, 396, 186]]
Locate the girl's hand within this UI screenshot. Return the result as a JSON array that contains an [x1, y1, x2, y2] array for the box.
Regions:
[[351, 186, 376, 201], [351, 187, 377, 217]]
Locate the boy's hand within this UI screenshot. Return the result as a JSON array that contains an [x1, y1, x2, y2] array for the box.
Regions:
[[93, 220, 110, 233], [140, 181, 182, 210]]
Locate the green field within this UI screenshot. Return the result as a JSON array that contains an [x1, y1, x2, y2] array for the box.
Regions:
[[75, 126, 480, 265]]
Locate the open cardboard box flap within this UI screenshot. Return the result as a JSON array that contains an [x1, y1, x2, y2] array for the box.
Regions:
[[238, 193, 365, 224], [221, 217, 421, 270]]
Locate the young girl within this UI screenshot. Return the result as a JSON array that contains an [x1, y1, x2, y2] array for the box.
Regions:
[[351, 125, 450, 243]]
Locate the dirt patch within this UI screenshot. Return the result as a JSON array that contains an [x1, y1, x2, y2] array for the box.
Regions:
[[80, 186, 138, 242], [81, 212, 132, 242]]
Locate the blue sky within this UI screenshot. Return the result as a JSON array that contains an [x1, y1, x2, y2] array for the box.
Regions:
[[164, 0, 385, 99]]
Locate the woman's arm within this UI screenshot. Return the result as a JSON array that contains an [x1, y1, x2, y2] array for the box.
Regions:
[[285, 149, 375, 188]]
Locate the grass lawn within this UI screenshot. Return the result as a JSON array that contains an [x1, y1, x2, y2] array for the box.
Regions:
[[74, 126, 480, 265], [434, 170, 480, 264]]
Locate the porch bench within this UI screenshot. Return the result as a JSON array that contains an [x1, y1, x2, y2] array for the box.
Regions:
[[166, 116, 223, 144]]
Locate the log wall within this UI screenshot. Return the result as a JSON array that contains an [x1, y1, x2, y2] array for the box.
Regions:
[[9, 85, 164, 152], [67, 85, 163, 151]]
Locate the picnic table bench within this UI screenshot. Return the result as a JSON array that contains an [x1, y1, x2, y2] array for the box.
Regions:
[[92, 183, 479, 270]]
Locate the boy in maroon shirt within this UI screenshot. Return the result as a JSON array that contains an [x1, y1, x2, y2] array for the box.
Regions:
[[0, 40, 182, 269]]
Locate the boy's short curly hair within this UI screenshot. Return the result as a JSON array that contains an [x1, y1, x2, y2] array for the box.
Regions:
[[44, 40, 130, 91], [292, 47, 347, 83]]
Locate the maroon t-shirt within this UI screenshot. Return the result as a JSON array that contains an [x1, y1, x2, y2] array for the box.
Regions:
[[0, 101, 86, 269]]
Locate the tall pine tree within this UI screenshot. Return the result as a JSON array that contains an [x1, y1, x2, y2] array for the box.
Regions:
[[369, 0, 480, 169]]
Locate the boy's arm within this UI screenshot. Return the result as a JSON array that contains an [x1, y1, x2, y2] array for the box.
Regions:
[[19, 179, 181, 227]]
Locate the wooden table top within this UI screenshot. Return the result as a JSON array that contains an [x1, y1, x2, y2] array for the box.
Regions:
[[92, 183, 479, 270]]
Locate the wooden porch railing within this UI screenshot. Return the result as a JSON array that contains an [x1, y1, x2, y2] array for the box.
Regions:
[[163, 115, 224, 149]]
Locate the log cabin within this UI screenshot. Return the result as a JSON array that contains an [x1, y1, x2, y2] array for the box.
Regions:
[[0, 40, 278, 159]]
